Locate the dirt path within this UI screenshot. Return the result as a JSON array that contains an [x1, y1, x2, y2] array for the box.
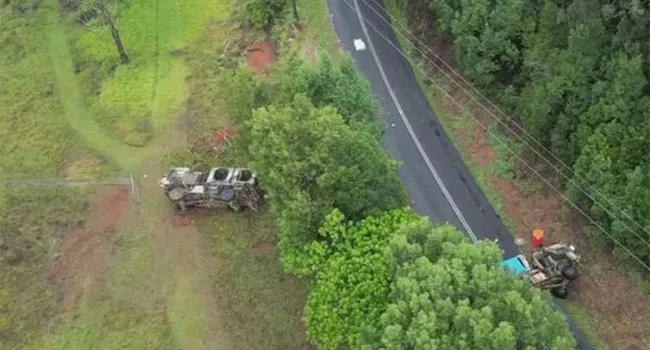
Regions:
[[131, 119, 234, 349], [155, 213, 234, 350], [44, 0, 142, 170]]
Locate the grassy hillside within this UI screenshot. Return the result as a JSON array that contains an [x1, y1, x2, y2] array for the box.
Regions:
[[0, 3, 105, 348], [1, 0, 331, 348], [58, 0, 230, 150]]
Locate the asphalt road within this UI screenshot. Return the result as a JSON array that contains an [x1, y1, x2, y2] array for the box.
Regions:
[[327, 0, 591, 348]]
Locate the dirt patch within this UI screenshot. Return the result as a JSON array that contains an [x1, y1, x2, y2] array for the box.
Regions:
[[209, 125, 239, 156], [403, 0, 457, 73], [172, 215, 194, 228], [246, 41, 275, 74], [415, 14, 650, 350], [45, 186, 131, 309]]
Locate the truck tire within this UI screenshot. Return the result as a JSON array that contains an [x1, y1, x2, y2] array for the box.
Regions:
[[168, 187, 186, 201], [551, 287, 570, 299], [562, 265, 579, 281], [175, 201, 188, 216]]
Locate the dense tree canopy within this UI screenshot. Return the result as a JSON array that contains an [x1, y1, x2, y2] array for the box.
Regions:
[[431, 0, 529, 87], [301, 211, 576, 349], [271, 53, 380, 125], [302, 208, 418, 349], [366, 218, 576, 349], [248, 94, 406, 272], [409, 0, 650, 264]]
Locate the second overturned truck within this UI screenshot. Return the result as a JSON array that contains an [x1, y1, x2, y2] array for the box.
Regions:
[[159, 167, 264, 213], [501, 242, 581, 299]]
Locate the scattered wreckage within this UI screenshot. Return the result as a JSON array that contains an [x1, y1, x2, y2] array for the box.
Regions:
[[159, 167, 264, 213]]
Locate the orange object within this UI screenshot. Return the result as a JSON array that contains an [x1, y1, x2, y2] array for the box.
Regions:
[[531, 228, 545, 248]]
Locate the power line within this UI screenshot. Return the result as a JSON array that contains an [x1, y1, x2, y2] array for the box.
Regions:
[[355, 0, 650, 245], [340, 0, 650, 272], [0, 176, 141, 204], [0, 177, 131, 186]]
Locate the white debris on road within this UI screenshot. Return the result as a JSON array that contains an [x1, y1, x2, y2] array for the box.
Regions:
[[354, 38, 366, 51]]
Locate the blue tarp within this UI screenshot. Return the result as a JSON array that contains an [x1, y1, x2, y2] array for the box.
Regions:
[[501, 255, 529, 275]]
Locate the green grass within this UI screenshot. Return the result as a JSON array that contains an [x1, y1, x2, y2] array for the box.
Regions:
[[486, 125, 517, 180], [298, 0, 336, 48], [32, 230, 172, 350], [1, 0, 215, 347], [0, 3, 80, 177], [0, 186, 90, 349], [0, 4, 110, 347], [200, 212, 311, 349]]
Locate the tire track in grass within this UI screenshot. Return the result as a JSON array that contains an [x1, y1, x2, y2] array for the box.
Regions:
[[133, 1, 229, 345], [44, 0, 142, 170], [152, 0, 161, 104], [150, 0, 187, 127], [145, 1, 233, 345]]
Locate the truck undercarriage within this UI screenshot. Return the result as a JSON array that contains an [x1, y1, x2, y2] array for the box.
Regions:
[[502, 243, 581, 298], [159, 167, 264, 213]]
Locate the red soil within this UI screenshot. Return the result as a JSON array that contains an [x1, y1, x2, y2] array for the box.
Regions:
[[45, 186, 131, 309], [246, 41, 275, 74]]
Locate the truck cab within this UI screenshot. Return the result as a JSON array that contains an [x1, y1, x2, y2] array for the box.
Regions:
[[501, 254, 531, 275]]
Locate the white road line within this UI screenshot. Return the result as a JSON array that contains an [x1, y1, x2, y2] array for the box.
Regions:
[[351, 0, 478, 242]]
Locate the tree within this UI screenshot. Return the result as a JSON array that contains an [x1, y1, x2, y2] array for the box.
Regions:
[[79, 0, 129, 64], [364, 218, 576, 349], [572, 50, 648, 170], [248, 94, 407, 271], [429, 0, 529, 87], [610, 165, 650, 263], [270, 53, 380, 127], [422, 0, 650, 272], [243, 0, 288, 32], [303, 208, 418, 349], [291, 0, 299, 24], [519, 21, 606, 163], [302, 212, 575, 349]]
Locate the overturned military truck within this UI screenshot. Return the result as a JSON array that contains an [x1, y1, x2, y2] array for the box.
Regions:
[[159, 167, 264, 213]]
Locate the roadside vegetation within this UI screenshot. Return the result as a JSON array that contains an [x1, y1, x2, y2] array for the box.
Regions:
[[179, 1, 577, 348], [384, 0, 650, 347], [3, 0, 580, 349]]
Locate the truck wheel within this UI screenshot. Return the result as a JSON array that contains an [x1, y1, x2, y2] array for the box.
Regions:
[[551, 287, 570, 299], [175, 201, 188, 216], [562, 265, 579, 281]]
